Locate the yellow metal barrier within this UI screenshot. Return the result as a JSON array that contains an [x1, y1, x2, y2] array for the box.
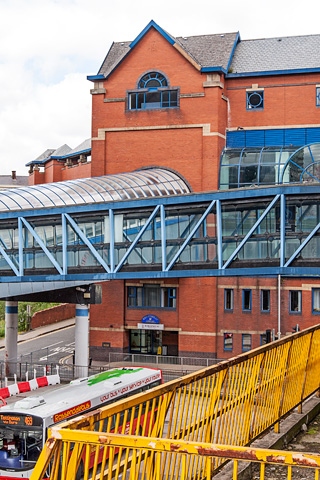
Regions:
[[31, 325, 320, 480], [32, 431, 320, 480]]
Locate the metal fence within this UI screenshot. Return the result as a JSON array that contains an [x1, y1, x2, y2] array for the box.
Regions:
[[108, 352, 221, 368], [31, 324, 320, 480], [32, 432, 320, 480], [0, 352, 223, 387]]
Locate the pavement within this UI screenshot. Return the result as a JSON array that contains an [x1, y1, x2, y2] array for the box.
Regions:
[[0, 317, 76, 350]]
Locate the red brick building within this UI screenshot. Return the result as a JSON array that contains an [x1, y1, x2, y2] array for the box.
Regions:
[[28, 21, 320, 360]]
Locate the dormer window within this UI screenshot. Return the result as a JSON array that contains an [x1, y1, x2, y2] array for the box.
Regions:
[[128, 71, 179, 110]]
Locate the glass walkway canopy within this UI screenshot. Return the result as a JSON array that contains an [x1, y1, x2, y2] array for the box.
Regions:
[[0, 165, 320, 285], [0, 168, 190, 212]]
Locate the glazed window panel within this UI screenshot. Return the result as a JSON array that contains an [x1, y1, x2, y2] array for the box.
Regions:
[[246, 90, 264, 110], [128, 90, 179, 110], [312, 288, 320, 313], [224, 333, 233, 351], [316, 86, 320, 107], [127, 285, 177, 308], [242, 334, 251, 352], [128, 71, 179, 110], [224, 289, 234, 311], [289, 290, 301, 313], [261, 289, 270, 312], [242, 289, 252, 311]]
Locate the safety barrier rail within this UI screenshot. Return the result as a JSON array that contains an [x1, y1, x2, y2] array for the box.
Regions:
[[32, 432, 320, 480], [31, 324, 320, 480]]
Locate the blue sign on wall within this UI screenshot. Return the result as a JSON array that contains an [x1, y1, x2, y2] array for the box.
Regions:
[[141, 314, 160, 324]]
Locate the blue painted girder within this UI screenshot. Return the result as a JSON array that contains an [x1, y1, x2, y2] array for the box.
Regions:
[[0, 184, 320, 282]]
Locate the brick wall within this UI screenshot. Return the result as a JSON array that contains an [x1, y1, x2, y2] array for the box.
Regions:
[[31, 303, 75, 329], [91, 27, 227, 192]]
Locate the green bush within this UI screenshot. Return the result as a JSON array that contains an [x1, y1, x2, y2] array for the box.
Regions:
[[0, 302, 59, 337]]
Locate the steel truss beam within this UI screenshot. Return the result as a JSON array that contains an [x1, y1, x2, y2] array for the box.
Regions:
[[0, 184, 320, 282]]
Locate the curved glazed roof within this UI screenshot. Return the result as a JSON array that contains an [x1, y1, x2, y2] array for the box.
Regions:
[[219, 143, 320, 189], [0, 168, 191, 212]]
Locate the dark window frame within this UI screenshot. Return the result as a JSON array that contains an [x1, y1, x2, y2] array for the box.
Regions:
[[223, 333, 233, 351], [312, 288, 320, 314], [261, 289, 270, 312], [246, 90, 264, 110], [127, 284, 177, 309], [289, 290, 302, 313], [242, 333, 252, 352], [242, 289, 252, 312], [127, 71, 179, 111], [316, 86, 320, 107], [224, 288, 234, 311]]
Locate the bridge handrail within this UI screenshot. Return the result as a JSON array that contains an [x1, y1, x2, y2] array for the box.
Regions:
[[31, 324, 320, 479], [32, 431, 320, 480]]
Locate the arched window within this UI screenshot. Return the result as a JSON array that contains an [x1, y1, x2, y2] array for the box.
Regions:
[[128, 71, 179, 110]]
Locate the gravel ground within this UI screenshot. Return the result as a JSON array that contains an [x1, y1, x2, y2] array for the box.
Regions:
[[252, 415, 320, 479]]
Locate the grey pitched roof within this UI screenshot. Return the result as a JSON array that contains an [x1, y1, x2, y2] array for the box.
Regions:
[[175, 33, 239, 70], [96, 22, 320, 80], [69, 138, 91, 154], [27, 142, 90, 166], [98, 41, 131, 78], [97, 29, 239, 78], [229, 34, 320, 75], [0, 175, 28, 189]]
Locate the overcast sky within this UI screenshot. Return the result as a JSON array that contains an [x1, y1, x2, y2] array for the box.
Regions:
[[1, 0, 319, 178]]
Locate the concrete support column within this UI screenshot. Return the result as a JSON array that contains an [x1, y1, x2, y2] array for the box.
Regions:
[[74, 304, 89, 378], [4, 300, 18, 377]]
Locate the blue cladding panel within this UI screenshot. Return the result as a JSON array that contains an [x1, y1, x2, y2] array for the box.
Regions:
[[226, 131, 246, 148], [306, 128, 320, 143], [265, 129, 285, 146], [245, 130, 265, 147], [226, 128, 320, 149], [284, 129, 306, 146]]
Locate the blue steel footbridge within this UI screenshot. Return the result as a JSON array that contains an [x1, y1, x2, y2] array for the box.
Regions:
[[1, 166, 320, 299]]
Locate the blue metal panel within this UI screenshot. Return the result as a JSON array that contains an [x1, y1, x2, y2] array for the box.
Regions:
[[227, 128, 320, 149], [226, 67, 320, 78], [306, 128, 320, 143], [264, 129, 285, 146], [245, 130, 265, 147], [226, 131, 246, 148], [284, 128, 306, 146]]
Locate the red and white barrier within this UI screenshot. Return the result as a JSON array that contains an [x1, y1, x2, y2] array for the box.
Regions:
[[0, 367, 60, 403]]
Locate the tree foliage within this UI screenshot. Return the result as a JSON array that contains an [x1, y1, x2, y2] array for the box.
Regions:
[[0, 301, 59, 337]]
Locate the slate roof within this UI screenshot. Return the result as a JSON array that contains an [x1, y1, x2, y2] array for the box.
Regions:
[[98, 41, 131, 79], [0, 175, 28, 189], [96, 21, 239, 78], [228, 34, 320, 75], [94, 21, 320, 80], [175, 33, 239, 70], [27, 140, 91, 166]]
